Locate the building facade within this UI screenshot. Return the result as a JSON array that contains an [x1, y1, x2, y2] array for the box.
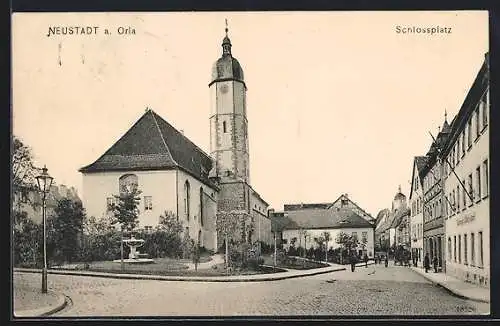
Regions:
[[208, 27, 271, 247], [441, 53, 489, 287], [421, 116, 451, 272], [409, 156, 427, 266], [275, 208, 375, 258], [79, 109, 220, 250], [375, 187, 408, 253], [13, 183, 81, 224], [283, 194, 375, 224], [79, 26, 272, 250]]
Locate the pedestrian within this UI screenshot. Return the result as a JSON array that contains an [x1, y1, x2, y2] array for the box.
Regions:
[[364, 253, 368, 268], [350, 254, 356, 272], [384, 255, 388, 268], [424, 253, 430, 273], [433, 255, 439, 273]]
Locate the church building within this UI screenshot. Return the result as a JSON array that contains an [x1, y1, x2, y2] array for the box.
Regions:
[[79, 25, 271, 250]]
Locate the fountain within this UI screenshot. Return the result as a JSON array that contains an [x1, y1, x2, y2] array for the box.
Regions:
[[113, 235, 155, 264]]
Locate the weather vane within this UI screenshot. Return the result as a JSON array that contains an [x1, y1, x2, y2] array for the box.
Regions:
[[225, 18, 228, 36]]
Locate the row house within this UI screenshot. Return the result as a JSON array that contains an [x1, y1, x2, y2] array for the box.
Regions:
[[406, 52, 489, 284], [441, 53, 489, 287], [421, 116, 452, 272], [408, 156, 427, 266]]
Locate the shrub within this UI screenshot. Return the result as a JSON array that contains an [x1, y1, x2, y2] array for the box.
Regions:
[[247, 256, 264, 270]]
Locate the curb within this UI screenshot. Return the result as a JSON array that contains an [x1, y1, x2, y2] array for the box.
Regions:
[[14, 290, 67, 318], [14, 266, 346, 283], [409, 268, 490, 304]]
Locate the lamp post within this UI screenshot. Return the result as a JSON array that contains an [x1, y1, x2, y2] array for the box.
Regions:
[[36, 165, 53, 294]]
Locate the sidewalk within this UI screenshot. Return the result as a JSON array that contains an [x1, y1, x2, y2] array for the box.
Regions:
[[13, 285, 67, 317], [410, 267, 490, 303]]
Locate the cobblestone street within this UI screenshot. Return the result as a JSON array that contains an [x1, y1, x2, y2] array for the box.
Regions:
[[14, 264, 489, 317]]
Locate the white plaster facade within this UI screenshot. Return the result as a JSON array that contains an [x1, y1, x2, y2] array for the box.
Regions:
[[409, 161, 424, 266], [282, 227, 375, 258], [81, 169, 218, 250], [443, 87, 489, 287]]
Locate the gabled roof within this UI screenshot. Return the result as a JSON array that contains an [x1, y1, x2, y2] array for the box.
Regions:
[[79, 109, 215, 186], [283, 203, 331, 211], [328, 194, 375, 222], [390, 208, 410, 228], [409, 156, 428, 199], [375, 208, 390, 225], [272, 208, 374, 232]]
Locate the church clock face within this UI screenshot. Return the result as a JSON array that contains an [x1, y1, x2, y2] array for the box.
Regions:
[[220, 84, 229, 93]]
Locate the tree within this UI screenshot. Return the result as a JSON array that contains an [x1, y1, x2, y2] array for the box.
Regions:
[[322, 231, 331, 262], [50, 198, 86, 264], [13, 210, 42, 267], [12, 136, 38, 197], [216, 211, 238, 274], [336, 232, 359, 264], [216, 210, 250, 274], [111, 185, 142, 270]]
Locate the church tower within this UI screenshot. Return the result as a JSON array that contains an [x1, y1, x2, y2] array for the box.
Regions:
[[209, 21, 250, 184]]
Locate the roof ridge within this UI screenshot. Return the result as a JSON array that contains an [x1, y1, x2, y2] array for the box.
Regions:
[[149, 109, 178, 166], [151, 110, 212, 161]]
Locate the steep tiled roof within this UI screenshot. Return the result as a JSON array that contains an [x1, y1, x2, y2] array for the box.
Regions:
[[273, 208, 373, 232], [390, 208, 410, 228], [328, 194, 375, 221], [415, 156, 429, 181], [375, 208, 390, 225], [284, 203, 331, 211], [79, 109, 214, 186]]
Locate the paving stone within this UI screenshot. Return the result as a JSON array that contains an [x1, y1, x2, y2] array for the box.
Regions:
[[13, 264, 489, 316]]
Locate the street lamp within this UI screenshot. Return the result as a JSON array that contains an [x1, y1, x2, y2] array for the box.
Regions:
[[36, 165, 53, 294]]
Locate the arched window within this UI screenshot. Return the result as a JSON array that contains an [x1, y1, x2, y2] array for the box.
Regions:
[[184, 180, 190, 220], [199, 187, 204, 227], [119, 174, 138, 194]]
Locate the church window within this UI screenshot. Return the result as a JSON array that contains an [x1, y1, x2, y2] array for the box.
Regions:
[[223, 121, 227, 133], [119, 174, 138, 194], [184, 180, 191, 220], [144, 196, 153, 210]]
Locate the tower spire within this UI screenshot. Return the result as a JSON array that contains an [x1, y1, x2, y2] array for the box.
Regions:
[[398, 184, 402, 193], [444, 109, 448, 122], [222, 19, 232, 56]]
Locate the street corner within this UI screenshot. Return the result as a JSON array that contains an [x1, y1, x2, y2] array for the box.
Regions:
[[13, 287, 67, 318]]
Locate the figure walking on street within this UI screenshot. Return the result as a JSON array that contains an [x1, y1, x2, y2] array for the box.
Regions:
[[350, 254, 356, 272], [433, 255, 439, 273], [424, 253, 430, 273], [364, 253, 368, 268], [384, 255, 388, 267]]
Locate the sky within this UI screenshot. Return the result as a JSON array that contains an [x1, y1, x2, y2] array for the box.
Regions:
[[12, 11, 488, 217]]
